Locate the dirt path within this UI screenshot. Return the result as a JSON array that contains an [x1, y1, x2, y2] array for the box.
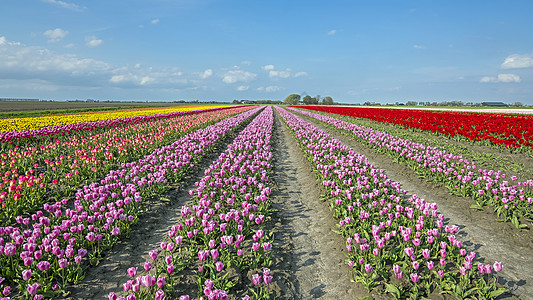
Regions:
[[268, 112, 391, 300], [298, 113, 533, 300]]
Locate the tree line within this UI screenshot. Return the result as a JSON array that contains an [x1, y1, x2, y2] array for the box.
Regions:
[[283, 94, 335, 105]]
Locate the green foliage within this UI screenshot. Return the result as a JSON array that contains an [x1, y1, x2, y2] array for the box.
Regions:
[[283, 94, 301, 105]]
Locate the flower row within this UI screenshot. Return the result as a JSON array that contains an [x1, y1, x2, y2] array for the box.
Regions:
[[109, 106, 275, 300], [277, 106, 506, 299], [0, 106, 239, 143], [0, 106, 253, 225], [0, 107, 262, 299], [292, 105, 533, 150], [289, 107, 533, 228], [0, 105, 234, 134]]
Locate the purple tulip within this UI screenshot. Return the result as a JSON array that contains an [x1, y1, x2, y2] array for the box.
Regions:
[[215, 261, 224, 272], [26, 282, 41, 295], [22, 269, 32, 280], [157, 277, 165, 288], [154, 289, 165, 300], [252, 274, 261, 285], [422, 249, 430, 259], [141, 274, 155, 287], [167, 264, 175, 274], [364, 264, 373, 273], [404, 247, 414, 257]]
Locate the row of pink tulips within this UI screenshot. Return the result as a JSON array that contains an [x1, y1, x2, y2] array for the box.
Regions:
[[288, 107, 533, 228], [108, 106, 275, 300], [277, 106, 506, 299], [0, 106, 252, 224], [0, 107, 261, 299]]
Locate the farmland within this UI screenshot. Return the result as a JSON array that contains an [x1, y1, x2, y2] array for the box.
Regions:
[[0, 104, 532, 299]]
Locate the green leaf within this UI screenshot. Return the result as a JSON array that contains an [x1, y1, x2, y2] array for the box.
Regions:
[[489, 288, 507, 298], [511, 215, 520, 229], [519, 223, 529, 229], [159, 197, 171, 202], [385, 283, 400, 298], [470, 204, 484, 210]]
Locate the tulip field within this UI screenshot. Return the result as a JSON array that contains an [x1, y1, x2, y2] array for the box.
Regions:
[[1, 104, 532, 299]]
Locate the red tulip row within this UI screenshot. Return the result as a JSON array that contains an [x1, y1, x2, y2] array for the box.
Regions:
[[293, 106, 533, 151]]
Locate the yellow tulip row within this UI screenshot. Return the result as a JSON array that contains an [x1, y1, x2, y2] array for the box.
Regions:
[[0, 105, 233, 132]]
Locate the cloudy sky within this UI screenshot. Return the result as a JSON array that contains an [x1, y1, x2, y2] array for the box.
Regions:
[[1, 0, 532, 104]]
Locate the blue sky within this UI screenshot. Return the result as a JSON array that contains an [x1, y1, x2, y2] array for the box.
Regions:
[[1, 0, 532, 104]]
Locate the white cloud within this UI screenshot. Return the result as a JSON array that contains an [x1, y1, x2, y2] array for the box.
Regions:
[[241, 61, 252, 66], [480, 73, 521, 83], [200, 69, 213, 79], [0, 36, 195, 90], [42, 0, 86, 11], [151, 19, 160, 25], [222, 69, 256, 84], [413, 45, 425, 49], [501, 54, 533, 69], [327, 29, 337, 35], [0, 36, 110, 74], [269, 70, 290, 78], [85, 36, 103, 47], [44, 28, 68, 42], [236, 85, 249, 91], [109, 74, 154, 85], [266, 86, 282, 92], [262, 65, 307, 79]]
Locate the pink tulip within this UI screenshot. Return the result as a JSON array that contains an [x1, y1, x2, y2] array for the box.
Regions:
[[493, 261, 503, 272]]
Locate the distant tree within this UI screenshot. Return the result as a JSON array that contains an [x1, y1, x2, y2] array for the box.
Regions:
[[284, 94, 301, 105], [418, 102, 425, 106], [309, 97, 319, 104], [322, 96, 334, 105], [315, 95, 321, 104], [302, 95, 312, 105], [232, 99, 240, 104], [363, 101, 372, 106], [406, 101, 417, 106], [512, 101, 524, 107]]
